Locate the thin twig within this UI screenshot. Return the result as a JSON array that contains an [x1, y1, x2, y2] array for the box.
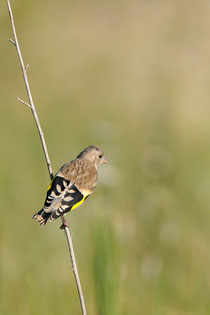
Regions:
[[9, 38, 16, 45], [64, 227, 87, 311], [6, 1, 87, 314], [7, 1, 53, 179], [16, 96, 31, 108]]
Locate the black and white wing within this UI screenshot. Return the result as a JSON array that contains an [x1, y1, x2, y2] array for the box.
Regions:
[[32, 175, 87, 226]]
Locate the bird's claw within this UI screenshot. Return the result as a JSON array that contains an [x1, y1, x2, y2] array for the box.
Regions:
[[60, 217, 69, 229]]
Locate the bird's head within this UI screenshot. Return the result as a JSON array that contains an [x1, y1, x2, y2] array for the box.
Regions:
[[77, 145, 109, 168]]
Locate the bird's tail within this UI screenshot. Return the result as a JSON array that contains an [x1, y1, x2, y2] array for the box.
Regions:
[[32, 209, 51, 226], [49, 207, 66, 222]]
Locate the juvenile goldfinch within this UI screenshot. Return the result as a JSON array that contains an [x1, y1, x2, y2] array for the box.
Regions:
[[32, 145, 108, 226]]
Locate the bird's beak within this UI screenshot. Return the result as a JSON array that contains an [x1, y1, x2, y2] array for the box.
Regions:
[[102, 156, 109, 164]]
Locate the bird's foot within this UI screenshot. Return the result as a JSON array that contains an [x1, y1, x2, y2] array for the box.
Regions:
[[60, 216, 69, 230]]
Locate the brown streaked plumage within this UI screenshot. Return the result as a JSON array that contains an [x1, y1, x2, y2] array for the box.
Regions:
[[32, 145, 108, 226], [59, 158, 98, 193]]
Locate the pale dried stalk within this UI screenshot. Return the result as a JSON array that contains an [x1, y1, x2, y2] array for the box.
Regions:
[[6, 1, 87, 314]]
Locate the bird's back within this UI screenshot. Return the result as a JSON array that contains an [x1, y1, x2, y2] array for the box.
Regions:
[[58, 157, 98, 194]]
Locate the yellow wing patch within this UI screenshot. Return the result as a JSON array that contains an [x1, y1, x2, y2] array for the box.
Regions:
[[47, 176, 56, 190], [71, 191, 90, 211], [71, 195, 86, 211]]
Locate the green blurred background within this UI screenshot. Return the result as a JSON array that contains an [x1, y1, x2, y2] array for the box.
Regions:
[[1, 1, 210, 314]]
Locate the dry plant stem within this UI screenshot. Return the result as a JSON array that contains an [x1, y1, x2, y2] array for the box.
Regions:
[[6, 1, 87, 314], [6, 0, 53, 180], [64, 227, 87, 311]]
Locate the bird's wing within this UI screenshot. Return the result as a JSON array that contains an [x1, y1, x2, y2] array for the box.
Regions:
[[49, 183, 89, 221], [43, 172, 90, 219], [43, 175, 70, 213]]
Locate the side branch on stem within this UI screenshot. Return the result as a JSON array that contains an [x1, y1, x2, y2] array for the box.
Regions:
[[16, 96, 31, 108], [6, 1, 87, 314]]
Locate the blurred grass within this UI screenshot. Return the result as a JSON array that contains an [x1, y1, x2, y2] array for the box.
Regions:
[[92, 217, 119, 315], [1, 0, 210, 314]]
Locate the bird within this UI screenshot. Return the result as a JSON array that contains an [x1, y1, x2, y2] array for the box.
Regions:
[[32, 145, 108, 227]]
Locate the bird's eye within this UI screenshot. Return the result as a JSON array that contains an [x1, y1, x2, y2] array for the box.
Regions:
[[98, 154, 102, 159]]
